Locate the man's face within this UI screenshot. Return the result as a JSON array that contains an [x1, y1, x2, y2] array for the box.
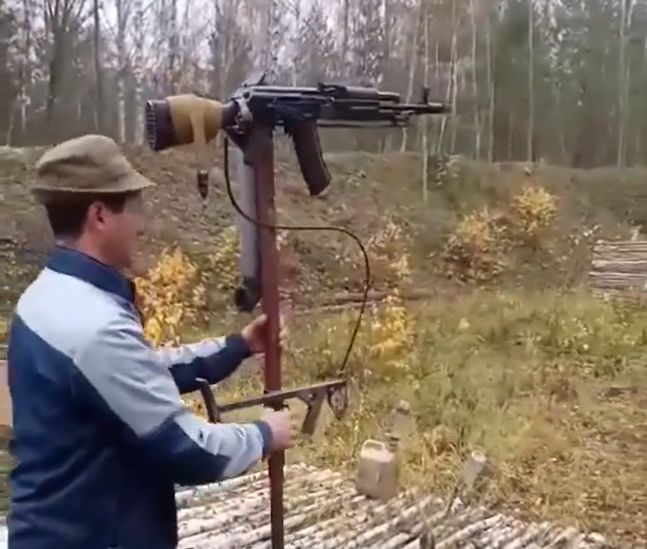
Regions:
[[86, 192, 147, 272]]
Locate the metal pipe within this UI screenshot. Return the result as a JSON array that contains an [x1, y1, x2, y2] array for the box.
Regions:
[[253, 124, 285, 549]]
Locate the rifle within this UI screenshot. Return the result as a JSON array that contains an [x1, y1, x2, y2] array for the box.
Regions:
[[144, 73, 449, 548]]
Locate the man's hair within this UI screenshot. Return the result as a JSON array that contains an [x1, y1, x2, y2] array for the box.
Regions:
[[44, 191, 136, 239]]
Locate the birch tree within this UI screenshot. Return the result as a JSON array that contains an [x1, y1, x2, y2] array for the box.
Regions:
[[527, 0, 534, 161], [43, 0, 87, 137], [92, 0, 104, 133], [114, 0, 131, 142]]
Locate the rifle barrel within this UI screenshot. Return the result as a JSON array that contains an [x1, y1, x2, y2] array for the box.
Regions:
[[241, 85, 400, 103]]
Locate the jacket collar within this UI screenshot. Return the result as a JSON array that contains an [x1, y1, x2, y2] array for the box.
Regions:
[[46, 245, 135, 303]]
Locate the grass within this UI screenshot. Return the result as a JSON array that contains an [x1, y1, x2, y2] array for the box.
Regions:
[[0, 273, 644, 544], [189, 288, 646, 547], [2, 146, 646, 544]]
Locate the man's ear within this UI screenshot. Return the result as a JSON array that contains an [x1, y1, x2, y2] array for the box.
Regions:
[[86, 201, 105, 229]]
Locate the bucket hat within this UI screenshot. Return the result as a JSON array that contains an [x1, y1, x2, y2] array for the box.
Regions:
[[31, 134, 155, 203]]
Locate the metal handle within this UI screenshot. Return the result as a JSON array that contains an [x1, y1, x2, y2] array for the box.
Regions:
[[196, 378, 219, 423], [361, 440, 387, 452]]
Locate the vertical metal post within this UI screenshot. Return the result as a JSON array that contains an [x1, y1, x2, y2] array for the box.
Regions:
[[253, 125, 284, 549]]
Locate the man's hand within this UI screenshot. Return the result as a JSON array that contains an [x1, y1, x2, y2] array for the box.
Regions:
[[241, 314, 267, 354], [261, 409, 297, 452], [241, 312, 288, 354]]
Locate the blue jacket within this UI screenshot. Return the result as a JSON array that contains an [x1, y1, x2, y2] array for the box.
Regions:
[[6, 246, 272, 548]]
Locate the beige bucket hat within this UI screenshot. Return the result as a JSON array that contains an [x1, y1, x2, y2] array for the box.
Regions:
[[31, 134, 156, 203]]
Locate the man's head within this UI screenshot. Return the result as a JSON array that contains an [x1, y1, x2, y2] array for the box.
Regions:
[[31, 134, 156, 272]]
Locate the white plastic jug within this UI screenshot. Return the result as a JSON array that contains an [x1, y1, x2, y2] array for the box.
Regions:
[[356, 439, 399, 501]]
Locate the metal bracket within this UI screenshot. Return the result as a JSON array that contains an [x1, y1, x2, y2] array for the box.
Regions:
[[196, 378, 347, 436]]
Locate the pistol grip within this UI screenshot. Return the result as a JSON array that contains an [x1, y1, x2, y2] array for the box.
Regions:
[[301, 392, 324, 436], [289, 121, 331, 197], [234, 277, 261, 313]]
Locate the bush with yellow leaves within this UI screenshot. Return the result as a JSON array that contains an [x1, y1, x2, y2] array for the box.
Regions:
[[134, 246, 207, 346], [510, 184, 557, 240], [369, 219, 413, 285], [363, 294, 414, 381], [442, 184, 558, 282], [441, 206, 508, 282], [207, 225, 240, 291], [206, 225, 290, 292], [294, 292, 415, 384], [340, 218, 413, 289]]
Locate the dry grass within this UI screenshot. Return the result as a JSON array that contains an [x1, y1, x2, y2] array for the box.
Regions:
[[192, 289, 646, 547]]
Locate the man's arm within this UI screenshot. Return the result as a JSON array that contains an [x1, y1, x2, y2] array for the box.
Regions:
[[73, 313, 271, 486], [155, 335, 252, 394]]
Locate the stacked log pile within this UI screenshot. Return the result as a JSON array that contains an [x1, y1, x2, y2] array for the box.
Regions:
[[176, 464, 610, 548], [588, 240, 647, 303]]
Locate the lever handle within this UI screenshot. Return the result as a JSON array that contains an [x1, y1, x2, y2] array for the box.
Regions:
[[301, 392, 325, 436], [196, 378, 220, 423]]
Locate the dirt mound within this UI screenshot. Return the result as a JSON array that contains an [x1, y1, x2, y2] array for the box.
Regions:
[[0, 143, 639, 316], [0, 144, 430, 312]]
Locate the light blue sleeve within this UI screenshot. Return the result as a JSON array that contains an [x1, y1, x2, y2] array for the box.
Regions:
[[73, 312, 271, 486]]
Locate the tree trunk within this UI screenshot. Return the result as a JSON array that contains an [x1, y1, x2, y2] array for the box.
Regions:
[[291, 0, 300, 86], [508, 113, 514, 160], [421, 2, 430, 205], [46, 29, 65, 137], [617, 0, 627, 166], [435, 37, 449, 155], [18, 0, 32, 141], [400, 0, 423, 152], [342, 0, 349, 77], [486, 6, 495, 162], [132, 0, 145, 143], [93, 0, 104, 133], [449, 0, 459, 154], [527, 0, 534, 162], [469, 0, 480, 160], [115, 0, 128, 142], [168, 0, 178, 93]]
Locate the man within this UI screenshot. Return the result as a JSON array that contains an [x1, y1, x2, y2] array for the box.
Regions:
[[6, 134, 296, 548]]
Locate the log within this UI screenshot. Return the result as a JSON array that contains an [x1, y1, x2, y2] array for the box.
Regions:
[[587, 271, 647, 290], [593, 240, 647, 251], [591, 259, 647, 273], [592, 252, 647, 262]]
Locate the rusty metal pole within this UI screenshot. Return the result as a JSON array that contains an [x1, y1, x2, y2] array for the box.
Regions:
[[253, 124, 285, 549]]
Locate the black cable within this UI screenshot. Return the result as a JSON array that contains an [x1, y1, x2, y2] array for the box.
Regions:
[[222, 136, 371, 380]]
